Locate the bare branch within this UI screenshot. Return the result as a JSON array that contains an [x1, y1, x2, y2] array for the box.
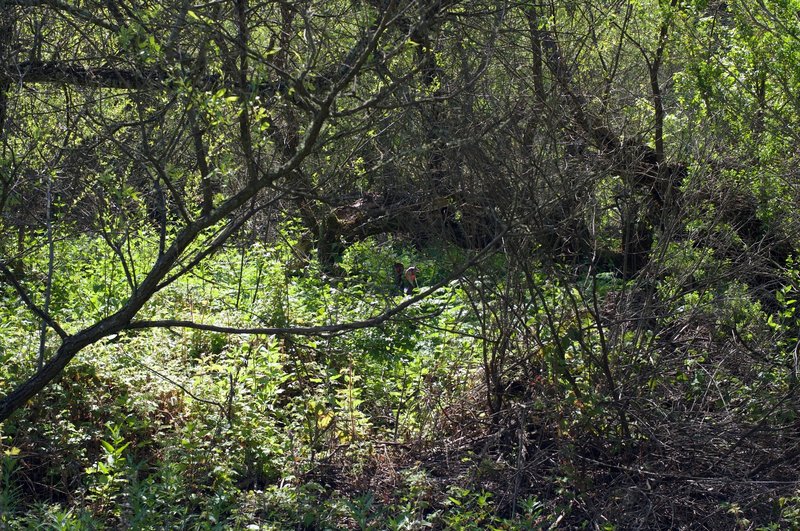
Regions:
[[0, 0, 120, 32], [129, 230, 507, 337], [0, 262, 67, 339]]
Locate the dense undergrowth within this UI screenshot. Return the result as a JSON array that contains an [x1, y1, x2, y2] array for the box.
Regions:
[[3, 228, 800, 529], [0, 231, 547, 529]]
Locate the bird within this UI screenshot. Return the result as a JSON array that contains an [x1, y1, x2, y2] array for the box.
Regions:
[[404, 265, 418, 295], [392, 263, 419, 295]]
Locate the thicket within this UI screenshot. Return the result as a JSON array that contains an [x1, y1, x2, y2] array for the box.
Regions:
[[3, 0, 800, 529]]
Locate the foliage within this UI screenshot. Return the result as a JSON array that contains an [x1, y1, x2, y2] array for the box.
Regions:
[[3, 0, 800, 528]]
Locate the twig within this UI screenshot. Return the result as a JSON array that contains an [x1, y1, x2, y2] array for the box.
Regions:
[[0, 262, 67, 339], [115, 344, 226, 413]]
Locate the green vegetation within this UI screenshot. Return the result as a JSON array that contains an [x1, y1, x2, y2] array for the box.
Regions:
[[3, 0, 800, 528], [0, 235, 554, 529]]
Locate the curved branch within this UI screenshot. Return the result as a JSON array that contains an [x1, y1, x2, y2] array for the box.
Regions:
[[127, 229, 506, 337], [0, 0, 120, 32], [0, 262, 67, 339]]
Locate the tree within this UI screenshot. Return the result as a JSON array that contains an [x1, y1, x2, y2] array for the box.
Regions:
[[0, 0, 506, 422]]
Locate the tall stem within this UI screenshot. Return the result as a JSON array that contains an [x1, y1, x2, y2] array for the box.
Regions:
[[37, 174, 54, 370]]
